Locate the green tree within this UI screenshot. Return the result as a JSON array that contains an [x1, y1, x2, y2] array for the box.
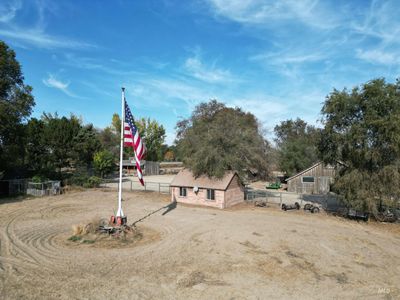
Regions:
[[319, 78, 400, 212], [137, 118, 166, 161], [112, 113, 121, 134], [93, 150, 115, 178], [72, 124, 102, 169], [97, 126, 119, 157], [274, 118, 319, 176], [41, 114, 81, 172], [25, 118, 51, 175], [0, 41, 35, 177], [104, 113, 166, 161], [176, 100, 270, 179]]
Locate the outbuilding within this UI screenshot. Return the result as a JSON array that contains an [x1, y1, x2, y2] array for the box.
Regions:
[[170, 169, 244, 209], [286, 161, 336, 194]]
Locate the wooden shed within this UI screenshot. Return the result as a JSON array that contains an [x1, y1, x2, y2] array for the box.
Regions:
[[286, 162, 336, 194], [170, 169, 244, 209], [122, 159, 159, 176]]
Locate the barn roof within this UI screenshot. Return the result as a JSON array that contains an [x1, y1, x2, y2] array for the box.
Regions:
[[170, 169, 240, 190], [285, 161, 322, 182]]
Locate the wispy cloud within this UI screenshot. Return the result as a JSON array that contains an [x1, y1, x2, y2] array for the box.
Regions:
[[205, 0, 340, 29], [0, 1, 96, 49], [356, 49, 400, 65], [60, 54, 138, 75], [0, 28, 96, 49], [351, 0, 400, 46], [228, 96, 288, 130], [346, 0, 400, 70], [42, 73, 82, 98], [0, 0, 21, 23], [251, 52, 325, 65], [183, 55, 235, 83]]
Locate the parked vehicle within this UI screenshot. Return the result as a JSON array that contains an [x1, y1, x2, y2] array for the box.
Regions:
[[346, 209, 369, 222], [303, 203, 320, 213], [266, 182, 281, 190], [376, 206, 398, 223], [281, 202, 300, 211]]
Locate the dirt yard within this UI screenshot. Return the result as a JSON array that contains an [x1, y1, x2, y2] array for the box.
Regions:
[[1, 190, 399, 299]]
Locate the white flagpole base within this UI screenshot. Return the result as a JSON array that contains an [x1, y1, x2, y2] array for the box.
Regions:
[[116, 207, 124, 217]]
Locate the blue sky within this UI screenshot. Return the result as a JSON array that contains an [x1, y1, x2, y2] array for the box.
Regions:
[[1, 0, 399, 144]]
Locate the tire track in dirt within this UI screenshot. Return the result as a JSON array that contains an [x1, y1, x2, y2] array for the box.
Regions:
[[0, 208, 50, 278], [0, 201, 83, 276], [18, 225, 70, 266]]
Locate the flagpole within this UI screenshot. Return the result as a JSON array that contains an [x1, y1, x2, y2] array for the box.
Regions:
[[116, 87, 125, 218]]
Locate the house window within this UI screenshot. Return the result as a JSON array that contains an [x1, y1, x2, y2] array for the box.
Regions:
[[179, 187, 187, 197], [302, 176, 315, 183], [207, 189, 215, 200]]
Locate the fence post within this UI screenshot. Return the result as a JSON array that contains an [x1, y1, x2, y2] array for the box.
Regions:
[[130, 181, 132, 191], [280, 193, 282, 207], [300, 194, 303, 206], [144, 182, 146, 191], [159, 183, 161, 193]]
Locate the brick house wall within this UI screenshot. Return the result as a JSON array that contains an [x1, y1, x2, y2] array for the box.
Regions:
[[171, 187, 225, 209], [224, 176, 244, 208], [171, 174, 244, 209]]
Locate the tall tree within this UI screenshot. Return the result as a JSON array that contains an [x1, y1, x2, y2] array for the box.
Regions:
[[319, 78, 400, 212], [0, 41, 35, 177], [25, 118, 51, 176], [41, 114, 82, 172], [111, 113, 121, 134], [274, 118, 319, 177], [136, 118, 166, 161], [72, 124, 102, 169], [97, 126, 119, 157], [103, 113, 166, 161], [176, 100, 270, 179]]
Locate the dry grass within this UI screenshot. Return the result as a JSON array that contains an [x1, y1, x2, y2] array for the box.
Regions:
[[1, 189, 400, 299]]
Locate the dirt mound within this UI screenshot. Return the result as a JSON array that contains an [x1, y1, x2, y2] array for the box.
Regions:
[[66, 219, 160, 249]]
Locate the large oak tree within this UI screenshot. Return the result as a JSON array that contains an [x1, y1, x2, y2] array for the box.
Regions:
[[176, 100, 270, 179], [319, 78, 400, 212]]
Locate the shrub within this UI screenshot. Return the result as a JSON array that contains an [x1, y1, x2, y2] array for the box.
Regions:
[[70, 173, 90, 186], [31, 175, 48, 183], [88, 176, 101, 188]]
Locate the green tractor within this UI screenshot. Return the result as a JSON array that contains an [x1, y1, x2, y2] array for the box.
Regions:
[[266, 181, 281, 190]]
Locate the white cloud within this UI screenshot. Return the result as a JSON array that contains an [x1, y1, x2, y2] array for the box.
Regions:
[[183, 55, 234, 83], [42, 74, 82, 98], [0, 28, 96, 49], [227, 96, 288, 129], [0, 0, 21, 23], [0, 1, 96, 49], [356, 49, 400, 65], [205, 0, 339, 29], [252, 52, 324, 65], [351, 0, 400, 46]]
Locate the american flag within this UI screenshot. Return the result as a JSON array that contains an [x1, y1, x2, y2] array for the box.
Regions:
[[123, 100, 145, 185]]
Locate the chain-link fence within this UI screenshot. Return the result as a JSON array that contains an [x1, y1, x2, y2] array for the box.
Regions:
[[100, 179, 171, 194]]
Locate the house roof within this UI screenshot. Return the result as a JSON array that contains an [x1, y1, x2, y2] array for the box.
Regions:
[[285, 161, 322, 182], [170, 169, 240, 190]]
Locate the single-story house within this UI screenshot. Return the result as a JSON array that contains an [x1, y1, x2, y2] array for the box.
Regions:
[[286, 162, 336, 194], [170, 169, 244, 209]]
